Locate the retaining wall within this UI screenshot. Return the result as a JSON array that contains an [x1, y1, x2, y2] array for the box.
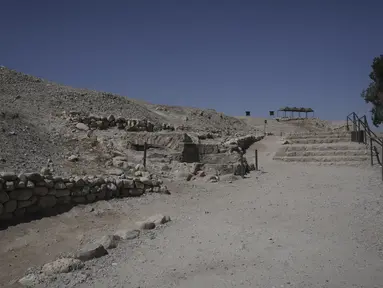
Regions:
[[67, 112, 175, 132], [0, 172, 168, 226]]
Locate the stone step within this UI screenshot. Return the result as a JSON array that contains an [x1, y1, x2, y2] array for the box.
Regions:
[[273, 160, 371, 167], [287, 132, 350, 139], [277, 150, 370, 157], [287, 138, 351, 144], [273, 155, 369, 163], [282, 143, 367, 151], [287, 134, 351, 141]]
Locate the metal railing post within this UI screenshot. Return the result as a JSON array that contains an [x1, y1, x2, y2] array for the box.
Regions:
[[240, 153, 245, 178], [346, 117, 349, 131], [255, 149, 258, 171], [357, 119, 361, 143], [353, 113, 356, 132], [370, 137, 374, 166], [381, 145, 383, 181], [143, 142, 147, 168]]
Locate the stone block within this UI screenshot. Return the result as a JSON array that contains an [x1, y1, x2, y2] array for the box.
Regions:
[[122, 179, 134, 189], [34, 186, 49, 196], [25, 172, 43, 182], [0, 192, 9, 203], [72, 197, 86, 204], [86, 194, 96, 202], [18, 196, 37, 209], [0, 172, 17, 181], [14, 208, 26, 218], [6, 181, 15, 191], [9, 189, 33, 200], [4, 200, 17, 213], [129, 188, 144, 197], [55, 189, 70, 197], [39, 195, 57, 208], [54, 182, 66, 190]]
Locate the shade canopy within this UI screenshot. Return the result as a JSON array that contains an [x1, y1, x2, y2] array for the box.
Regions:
[[278, 107, 314, 113]]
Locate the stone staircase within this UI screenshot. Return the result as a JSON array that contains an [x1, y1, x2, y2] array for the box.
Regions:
[[273, 131, 372, 166]]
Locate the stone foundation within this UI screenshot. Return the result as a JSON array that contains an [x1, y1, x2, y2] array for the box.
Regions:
[[0, 172, 168, 227], [66, 112, 175, 132]]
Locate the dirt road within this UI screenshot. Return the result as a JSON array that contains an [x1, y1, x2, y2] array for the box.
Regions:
[[3, 137, 383, 287], [69, 138, 383, 287]]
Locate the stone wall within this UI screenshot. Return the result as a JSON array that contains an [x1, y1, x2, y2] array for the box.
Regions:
[[224, 135, 264, 151], [0, 171, 168, 226], [67, 112, 175, 132]]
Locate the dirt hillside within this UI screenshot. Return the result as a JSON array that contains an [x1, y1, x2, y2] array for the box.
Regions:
[[1, 66, 344, 175]]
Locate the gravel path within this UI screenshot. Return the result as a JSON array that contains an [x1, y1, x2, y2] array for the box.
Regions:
[[43, 138, 383, 288]]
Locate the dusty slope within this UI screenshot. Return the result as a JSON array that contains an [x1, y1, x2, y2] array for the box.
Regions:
[[238, 116, 347, 135], [0, 67, 251, 174]]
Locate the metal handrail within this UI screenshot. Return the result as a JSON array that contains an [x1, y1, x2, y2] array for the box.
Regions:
[[347, 112, 383, 179], [347, 112, 383, 146]]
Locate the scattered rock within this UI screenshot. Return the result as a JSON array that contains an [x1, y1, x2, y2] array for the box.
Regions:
[[97, 235, 120, 249], [197, 170, 206, 177], [76, 244, 108, 262], [106, 168, 124, 176], [68, 155, 79, 162], [135, 164, 145, 172], [220, 174, 239, 182], [186, 174, 193, 181], [136, 221, 156, 230], [19, 273, 39, 287], [112, 156, 129, 169], [114, 229, 140, 240], [76, 123, 89, 131], [161, 165, 171, 171], [207, 175, 219, 183], [159, 185, 170, 194], [139, 176, 152, 185], [42, 258, 84, 275], [40, 167, 52, 176], [145, 214, 171, 225]]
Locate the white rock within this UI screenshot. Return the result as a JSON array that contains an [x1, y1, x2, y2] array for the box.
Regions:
[[106, 168, 124, 176], [76, 123, 89, 131], [75, 244, 108, 262], [67, 155, 79, 162], [145, 214, 171, 225], [19, 274, 38, 287], [114, 229, 140, 240], [135, 164, 145, 172], [42, 258, 84, 275]]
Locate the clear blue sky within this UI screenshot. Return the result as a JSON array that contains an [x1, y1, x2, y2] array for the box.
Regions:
[[1, 1, 382, 121]]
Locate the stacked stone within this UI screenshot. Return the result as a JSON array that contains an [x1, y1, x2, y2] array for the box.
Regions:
[[71, 114, 155, 132], [162, 123, 175, 131], [224, 135, 264, 151], [0, 172, 169, 222]]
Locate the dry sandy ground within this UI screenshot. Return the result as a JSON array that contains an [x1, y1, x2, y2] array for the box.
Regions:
[[2, 137, 383, 287]]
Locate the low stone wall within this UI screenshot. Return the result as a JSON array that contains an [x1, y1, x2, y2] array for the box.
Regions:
[[0, 172, 168, 226], [224, 135, 264, 151], [67, 112, 175, 132]]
